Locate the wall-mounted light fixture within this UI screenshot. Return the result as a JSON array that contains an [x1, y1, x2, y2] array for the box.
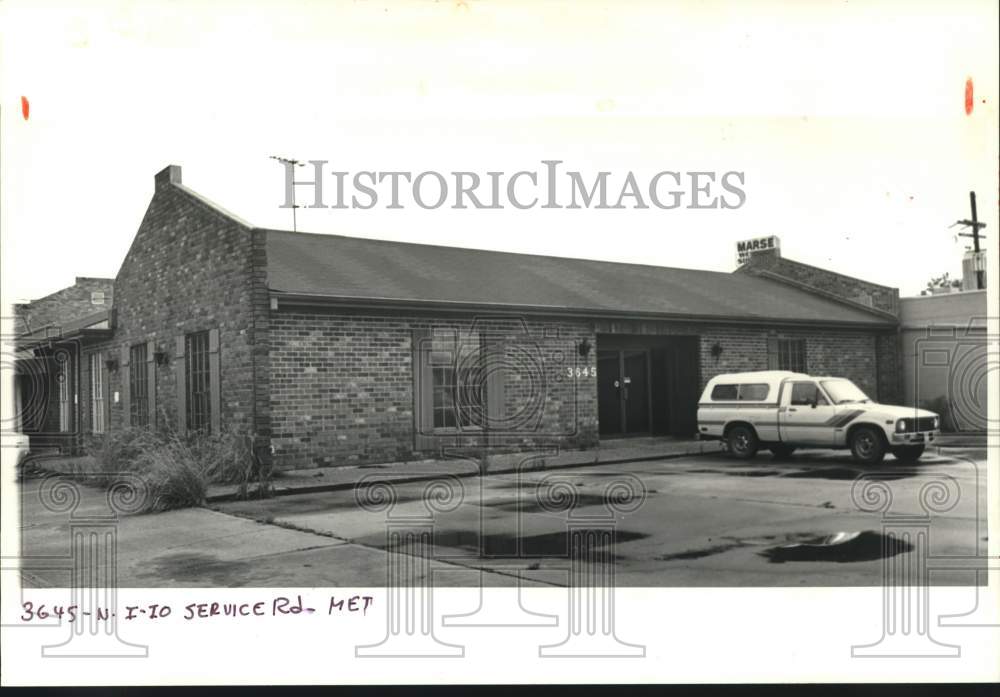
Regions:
[[104, 358, 119, 373], [154, 350, 170, 366], [577, 338, 592, 358], [710, 342, 724, 362]]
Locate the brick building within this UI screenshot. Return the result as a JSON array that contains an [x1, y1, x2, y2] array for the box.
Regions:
[[12, 165, 903, 468]]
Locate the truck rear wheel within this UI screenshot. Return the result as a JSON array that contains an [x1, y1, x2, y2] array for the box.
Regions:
[[891, 445, 925, 463], [850, 426, 886, 465], [726, 424, 759, 459]]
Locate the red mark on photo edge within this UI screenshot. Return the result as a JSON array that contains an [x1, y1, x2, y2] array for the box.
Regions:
[[964, 78, 974, 115], [21, 96, 30, 120]]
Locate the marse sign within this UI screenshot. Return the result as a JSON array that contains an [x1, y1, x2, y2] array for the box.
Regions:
[[736, 235, 780, 266]]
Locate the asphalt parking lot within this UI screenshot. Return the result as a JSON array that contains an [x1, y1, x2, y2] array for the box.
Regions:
[[16, 446, 988, 587], [213, 446, 989, 587]]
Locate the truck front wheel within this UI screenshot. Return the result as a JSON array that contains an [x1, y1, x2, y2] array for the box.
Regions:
[[850, 426, 886, 465], [727, 425, 759, 459], [891, 445, 925, 463]]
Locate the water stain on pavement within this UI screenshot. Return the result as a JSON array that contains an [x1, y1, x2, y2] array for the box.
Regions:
[[418, 528, 648, 559], [476, 492, 640, 513], [687, 466, 921, 481], [656, 531, 913, 564], [657, 542, 748, 560], [135, 552, 255, 586], [782, 467, 912, 481], [760, 531, 913, 564]]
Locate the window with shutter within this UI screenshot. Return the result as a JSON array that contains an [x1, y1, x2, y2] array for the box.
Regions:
[[129, 343, 149, 426], [185, 330, 211, 433]]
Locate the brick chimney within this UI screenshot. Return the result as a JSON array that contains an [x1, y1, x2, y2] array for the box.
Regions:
[[154, 164, 182, 190]]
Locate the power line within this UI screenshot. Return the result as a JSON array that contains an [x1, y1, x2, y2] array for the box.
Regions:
[[953, 191, 987, 290]]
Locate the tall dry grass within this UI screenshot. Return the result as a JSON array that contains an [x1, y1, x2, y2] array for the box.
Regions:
[[85, 426, 269, 512]]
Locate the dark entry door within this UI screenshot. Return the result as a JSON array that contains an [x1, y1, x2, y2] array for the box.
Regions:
[[597, 350, 622, 436], [597, 349, 651, 437], [622, 350, 650, 434]]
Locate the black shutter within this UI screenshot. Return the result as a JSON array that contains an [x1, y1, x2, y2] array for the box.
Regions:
[[120, 344, 131, 424], [412, 328, 434, 451], [208, 328, 221, 435], [146, 340, 156, 427], [484, 334, 506, 446], [175, 335, 186, 436]]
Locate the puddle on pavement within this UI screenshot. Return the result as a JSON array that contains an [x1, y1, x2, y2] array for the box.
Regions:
[[403, 528, 649, 559], [782, 467, 912, 481], [135, 552, 255, 585], [476, 492, 640, 513], [687, 466, 920, 481], [656, 531, 913, 564], [759, 531, 914, 563], [657, 542, 748, 560]]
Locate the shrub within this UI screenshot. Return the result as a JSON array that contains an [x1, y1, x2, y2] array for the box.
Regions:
[[84, 426, 269, 512], [134, 435, 210, 512], [86, 426, 164, 485], [187, 428, 271, 499]]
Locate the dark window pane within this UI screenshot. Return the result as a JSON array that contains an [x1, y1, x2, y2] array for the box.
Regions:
[[186, 331, 211, 433], [790, 382, 819, 406], [129, 343, 149, 427], [777, 339, 807, 372], [711, 384, 738, 401], [738, 383, 770, 401]]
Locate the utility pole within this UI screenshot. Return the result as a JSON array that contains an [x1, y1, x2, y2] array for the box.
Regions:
[[269, 155, 304, 232], [954, 191, 988, 290]]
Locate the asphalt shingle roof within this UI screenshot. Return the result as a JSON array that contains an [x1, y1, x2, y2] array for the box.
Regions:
[[264, 230, 893, 327]]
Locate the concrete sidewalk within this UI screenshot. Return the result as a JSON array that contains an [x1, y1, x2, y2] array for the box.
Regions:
[[207, 437, 724, 502], [23, 430, 989, 504]]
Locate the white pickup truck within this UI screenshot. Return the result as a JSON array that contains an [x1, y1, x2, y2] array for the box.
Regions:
[[697, 370, 940, 464]]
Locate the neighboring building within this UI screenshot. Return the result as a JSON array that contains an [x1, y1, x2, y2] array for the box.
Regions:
[[961, 249, 988, 291], [12, 165, 904, 467], [13, 277, 113, 335], [12, 278, 115, 453], [899, 289, 989, 432]]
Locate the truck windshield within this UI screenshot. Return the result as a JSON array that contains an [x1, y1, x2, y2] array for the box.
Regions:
[[821, 379, 871, 404]]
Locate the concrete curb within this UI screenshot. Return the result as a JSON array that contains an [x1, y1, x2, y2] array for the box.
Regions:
[[205, 446, 720, 503]]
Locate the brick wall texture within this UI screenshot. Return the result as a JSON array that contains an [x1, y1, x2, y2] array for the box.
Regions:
[[739, 248, 900, 316], [76, 168, 271, 458], [34, 168, 904, 468], [15, 278, 113, 334], [269, 311, 888, 468]]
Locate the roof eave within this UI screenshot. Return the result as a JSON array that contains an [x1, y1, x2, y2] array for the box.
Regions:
[[16, 327, 114, 349], [268, 290, 897, 330]]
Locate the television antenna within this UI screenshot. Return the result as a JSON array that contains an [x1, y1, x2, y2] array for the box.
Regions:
[[269, 155, 305, 232]]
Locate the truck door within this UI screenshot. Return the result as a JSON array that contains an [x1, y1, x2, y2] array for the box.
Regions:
[[778, 380, 837, 446]]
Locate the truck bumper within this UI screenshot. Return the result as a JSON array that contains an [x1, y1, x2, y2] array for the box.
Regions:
[[891, 430, 939, 445]]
